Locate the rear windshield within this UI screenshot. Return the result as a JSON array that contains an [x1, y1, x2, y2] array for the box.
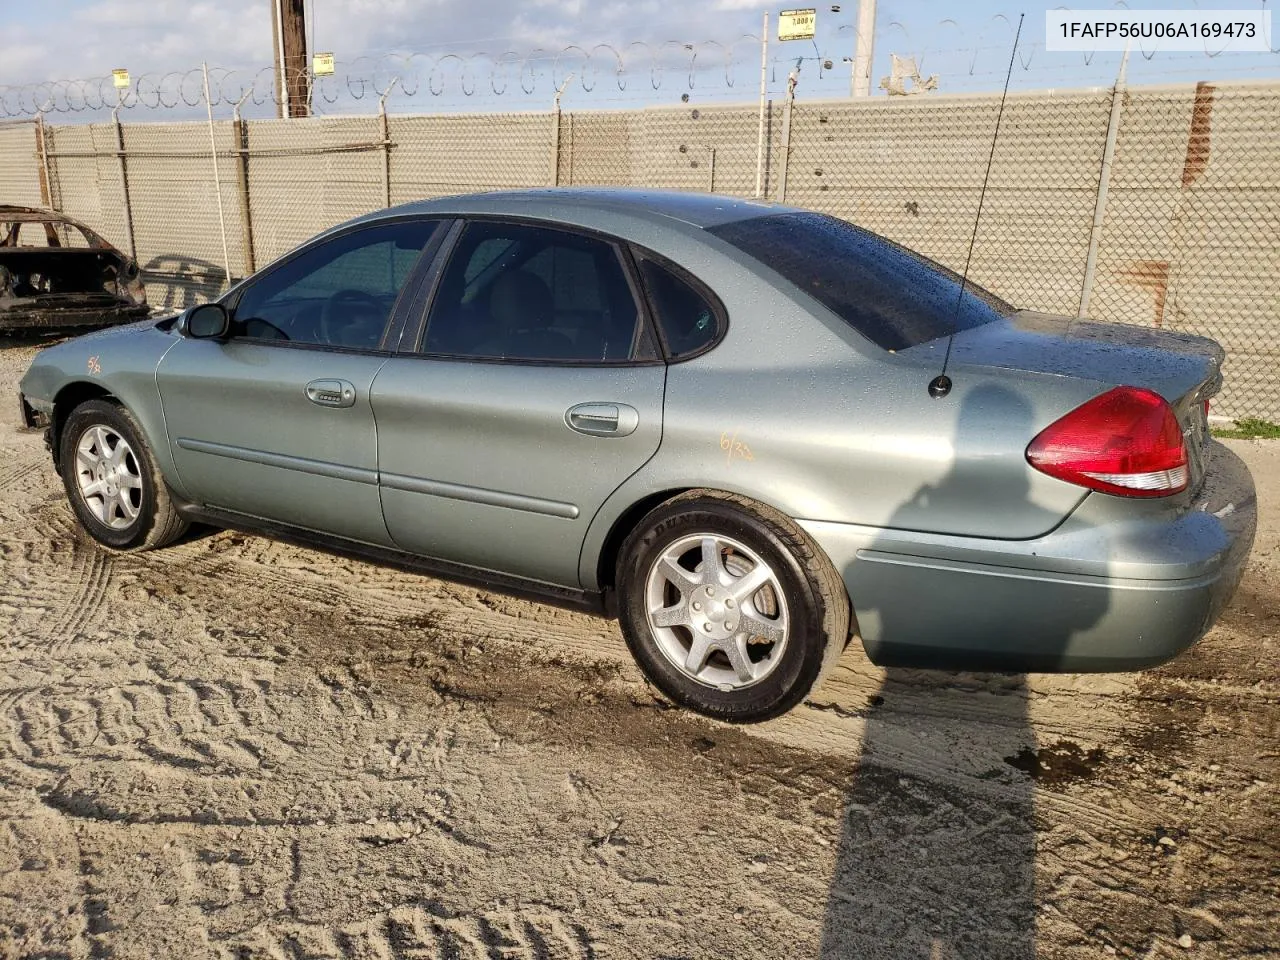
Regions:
[[707, 211, 1014, 351]]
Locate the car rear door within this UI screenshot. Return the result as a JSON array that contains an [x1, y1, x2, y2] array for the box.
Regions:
[[370, 218, 666, 588], [156, 218, 445, 546]]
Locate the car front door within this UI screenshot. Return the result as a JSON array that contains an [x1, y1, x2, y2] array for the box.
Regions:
[[156, 218, 444, 546], [371, 218, 666, 588]]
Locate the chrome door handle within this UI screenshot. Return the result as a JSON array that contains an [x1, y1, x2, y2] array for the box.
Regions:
[[305, 379, 356, 408], [565, 402, 639, 438]]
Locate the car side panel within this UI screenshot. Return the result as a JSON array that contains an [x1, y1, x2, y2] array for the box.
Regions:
[[577, 228, 1101, 590], [18, 321, 191, 499]]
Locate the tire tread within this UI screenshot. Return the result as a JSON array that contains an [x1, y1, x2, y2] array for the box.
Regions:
[[617, 488, 851, 721], [60, 398, 188, 553]]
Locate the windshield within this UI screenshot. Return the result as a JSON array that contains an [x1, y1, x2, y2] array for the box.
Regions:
[[708, 211, 1014, 351]]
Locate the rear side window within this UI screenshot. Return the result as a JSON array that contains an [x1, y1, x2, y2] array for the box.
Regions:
[[636, 257, 721, 359], [708, 212, 1013, 351], [423, 220, 655, 363]]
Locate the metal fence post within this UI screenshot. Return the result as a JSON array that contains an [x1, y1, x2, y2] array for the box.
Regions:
[[778, 70, 797, 203], [34, 114, 54, 209], [378, 79, 399, 208], [551, 109, 562, 186], [202, 62, 233, 292], [232, 96, 256, 276], [1079, 48, 1129, 319], [111, 103, 138, 262], [551, 75, 573, 187], [754, 11, 769, 198]]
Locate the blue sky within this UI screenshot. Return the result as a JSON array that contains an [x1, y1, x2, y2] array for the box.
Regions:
[[2, 0, 1277, 117]]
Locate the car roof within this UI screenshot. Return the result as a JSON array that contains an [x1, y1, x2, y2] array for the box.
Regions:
[[0, 205, 110, 245], [351, 188, 800, 233], [0, 204, 77, 224]]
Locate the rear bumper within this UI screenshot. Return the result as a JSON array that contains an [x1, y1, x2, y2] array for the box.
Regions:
[[801, 441, 1257, 672], [0, 303, 149, 332]]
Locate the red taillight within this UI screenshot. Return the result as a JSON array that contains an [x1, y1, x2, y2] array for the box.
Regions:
[[1027, 386, 1188, 498]]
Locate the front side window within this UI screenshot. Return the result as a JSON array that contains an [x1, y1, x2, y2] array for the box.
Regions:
[[422, 220, 653, 362], [708, 212, 1013, 351], [231, 219, 439, 349]]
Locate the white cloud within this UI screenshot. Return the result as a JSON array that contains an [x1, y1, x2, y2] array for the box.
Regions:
[[2, 0, 774, 86]]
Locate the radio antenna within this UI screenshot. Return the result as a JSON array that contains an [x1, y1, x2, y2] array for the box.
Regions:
[[929, 12, 1024, 400]]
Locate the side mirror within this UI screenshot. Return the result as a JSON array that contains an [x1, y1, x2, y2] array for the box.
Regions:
[[185, 303, 230, 339]]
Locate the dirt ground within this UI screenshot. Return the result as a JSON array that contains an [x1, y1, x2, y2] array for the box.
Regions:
[[0, 339, 1276, 960]]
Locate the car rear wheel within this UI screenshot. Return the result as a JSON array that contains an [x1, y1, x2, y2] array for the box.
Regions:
[[616, 491, 849, 722], [59, 399, 187, 552]]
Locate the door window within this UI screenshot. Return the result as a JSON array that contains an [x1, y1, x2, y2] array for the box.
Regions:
[[422, 221, 654, 362], [231, 220, 439, 349]]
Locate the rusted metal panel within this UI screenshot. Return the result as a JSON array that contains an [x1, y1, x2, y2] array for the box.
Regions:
[[1180, 82, 1215, 189]]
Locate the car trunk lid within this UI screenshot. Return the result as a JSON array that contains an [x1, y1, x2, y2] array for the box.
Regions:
[[939, 311, 1221, 493]]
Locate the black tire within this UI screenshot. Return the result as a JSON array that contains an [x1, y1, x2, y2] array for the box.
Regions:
[[59, 398, 188, 552], [616, 490, 850, 723]]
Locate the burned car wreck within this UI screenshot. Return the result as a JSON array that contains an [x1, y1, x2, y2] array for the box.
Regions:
[[0, 205, 148, 332]]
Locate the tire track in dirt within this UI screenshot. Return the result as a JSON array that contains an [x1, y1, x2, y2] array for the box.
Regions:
[[155, 536, 1162, 839], [0, 501, 112, 652], [0, 457, 41, 489], [16, 517, 1154, 846], [182, 547, 594, 654], [4, 672, 297, 777], [44, 541, 113, 654], [217, 902, 596, 960], [0, 447, 54, 525]]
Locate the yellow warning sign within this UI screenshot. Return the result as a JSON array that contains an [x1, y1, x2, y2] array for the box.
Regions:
[[312, 52, 335, 76], [778, 8, 817, 41], [111, 68, 130, 88]]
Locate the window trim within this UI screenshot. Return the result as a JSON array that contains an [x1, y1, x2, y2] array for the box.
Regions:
[[627, 245, 730, 364], [217, 215, 449, 357], [399, 215, 665, 368]]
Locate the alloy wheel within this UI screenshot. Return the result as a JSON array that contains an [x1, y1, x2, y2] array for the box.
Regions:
[[74, 425, 143, 530], [644, 533, 790, 691]]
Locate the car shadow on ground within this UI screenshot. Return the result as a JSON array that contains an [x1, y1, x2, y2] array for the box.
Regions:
[[819, 385, 1110, 958], [141, 254, 229, 312]]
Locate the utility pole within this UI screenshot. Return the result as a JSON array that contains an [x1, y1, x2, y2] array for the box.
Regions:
[[851, 0, 876, 97], [271, 0, 285, 118], [270, 0, 310, 118]]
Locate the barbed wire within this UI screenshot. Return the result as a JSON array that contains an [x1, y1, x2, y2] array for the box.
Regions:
[[2, 9, 1276, 119], [0, 39, 776, 118]]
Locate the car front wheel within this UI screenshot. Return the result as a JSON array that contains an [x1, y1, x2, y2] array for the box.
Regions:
[[59, 398, 188, 552], [616, 491, 849, 722]]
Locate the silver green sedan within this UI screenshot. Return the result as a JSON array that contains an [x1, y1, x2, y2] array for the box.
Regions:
[[17, 189, 1257, 721]]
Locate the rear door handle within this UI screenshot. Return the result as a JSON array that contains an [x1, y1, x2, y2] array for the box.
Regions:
[[305, 379, 356, 408], [565, 402, 639, 438]]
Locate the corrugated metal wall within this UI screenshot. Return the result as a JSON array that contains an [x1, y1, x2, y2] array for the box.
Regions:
[[5, 80, 1277, 419]]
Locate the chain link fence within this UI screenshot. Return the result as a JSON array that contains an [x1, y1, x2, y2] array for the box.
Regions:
[[0, 120, 46, 209], [1088, 83, 1280, 421], [4, 80, 1277, 419]]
